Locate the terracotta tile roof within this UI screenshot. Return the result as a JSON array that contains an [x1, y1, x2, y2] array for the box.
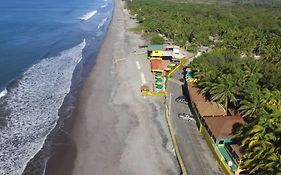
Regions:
[[187, 82, 226, 117], [203, 116, 245, 139], [151, 59, 164, 72]]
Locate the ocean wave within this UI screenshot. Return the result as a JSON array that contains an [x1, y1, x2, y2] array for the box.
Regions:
[[79, 10, 97, 21], [101, 4, 106, 8], [0, 88, 7, 99], [97, 17, 108, 29], [0, 39, 86, 175]]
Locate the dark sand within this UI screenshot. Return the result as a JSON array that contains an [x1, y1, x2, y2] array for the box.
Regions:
[[47, 0, 180, 174]]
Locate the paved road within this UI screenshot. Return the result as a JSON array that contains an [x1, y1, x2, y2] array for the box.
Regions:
[[167, 69, 223, 175]]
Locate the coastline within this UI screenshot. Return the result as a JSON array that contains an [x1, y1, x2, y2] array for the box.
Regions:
[[47, 0, 180, 174]]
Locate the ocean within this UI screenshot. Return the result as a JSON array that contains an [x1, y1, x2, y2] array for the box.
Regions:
[[0, 0, 114, 174]]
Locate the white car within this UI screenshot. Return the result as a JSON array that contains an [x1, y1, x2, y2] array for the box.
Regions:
[[178, 113, 195, 121]]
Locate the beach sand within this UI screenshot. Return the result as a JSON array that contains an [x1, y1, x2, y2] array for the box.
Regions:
[[51, 0, 180, 174]]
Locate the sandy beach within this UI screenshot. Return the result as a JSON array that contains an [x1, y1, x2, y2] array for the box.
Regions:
[[50, 0, 180, 174]]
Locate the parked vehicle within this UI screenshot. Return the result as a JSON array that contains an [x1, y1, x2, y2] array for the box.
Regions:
[[179, 78, 185, 83], [175, 96, 188, 105], [178, 113, 195, 121]]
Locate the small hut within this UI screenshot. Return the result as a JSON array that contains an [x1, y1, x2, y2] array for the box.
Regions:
[[147, 44, 163, 57]]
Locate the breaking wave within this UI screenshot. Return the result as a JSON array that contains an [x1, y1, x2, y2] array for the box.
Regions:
[[79, 10, 97, 21], [0, 88, 7, 99], [0, 39, 86, 175]]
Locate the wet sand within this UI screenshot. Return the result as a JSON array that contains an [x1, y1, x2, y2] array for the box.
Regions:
[[48, 0, 180, 174]]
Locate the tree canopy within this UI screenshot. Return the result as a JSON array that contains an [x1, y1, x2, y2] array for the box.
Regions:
[[189, 50, 281, 174], [126, 0, 281, 64]]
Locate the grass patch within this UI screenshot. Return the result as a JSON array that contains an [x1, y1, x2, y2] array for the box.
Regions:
[[128, 26, 143, 33]]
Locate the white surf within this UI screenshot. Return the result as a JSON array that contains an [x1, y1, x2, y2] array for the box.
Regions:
[[79, 10, 97, 21], [0, 39, 86, 175]]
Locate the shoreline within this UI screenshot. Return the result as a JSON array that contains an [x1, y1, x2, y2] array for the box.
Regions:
[[47, 0, 180, 174], [44, 6, 115, 175]]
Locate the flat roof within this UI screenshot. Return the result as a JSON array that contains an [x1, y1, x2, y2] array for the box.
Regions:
[[148, 44, 163, 51], [173, 48, 180, 54], [163, 51, 172, 57], [151, 59, 164, 72], [203, 116, 245, 139], [166, 45, 180, 49], [187, 82, 226, 116], [173, 53, 185, 59]]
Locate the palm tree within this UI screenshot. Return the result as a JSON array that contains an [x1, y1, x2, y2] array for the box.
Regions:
[[262, 89, 281, 112], [242, 58, 261, 81], [209, 74, 239, 110], [197, 70, 218, 94], [239, 111, 281, 174], [239, 93, 267, 118]]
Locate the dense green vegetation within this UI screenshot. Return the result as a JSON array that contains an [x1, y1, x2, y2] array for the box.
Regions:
[[168, 0, 281, 7], [125, 0, 281, 174], [189, 50, 281, 174], [126, 0, 281, 64]]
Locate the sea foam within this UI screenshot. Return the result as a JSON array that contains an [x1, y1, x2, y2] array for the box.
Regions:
[[0, 88, 7, 99], [79, 10, 97, 21], [97, 17, 108, 29], [0, 39, 86, 175]]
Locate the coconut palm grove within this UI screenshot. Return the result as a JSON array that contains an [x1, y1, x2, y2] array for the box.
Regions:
[[125, 0, 281, 174]]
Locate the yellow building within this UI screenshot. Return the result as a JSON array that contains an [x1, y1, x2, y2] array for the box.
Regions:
[[151, 50, 163, 57]]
